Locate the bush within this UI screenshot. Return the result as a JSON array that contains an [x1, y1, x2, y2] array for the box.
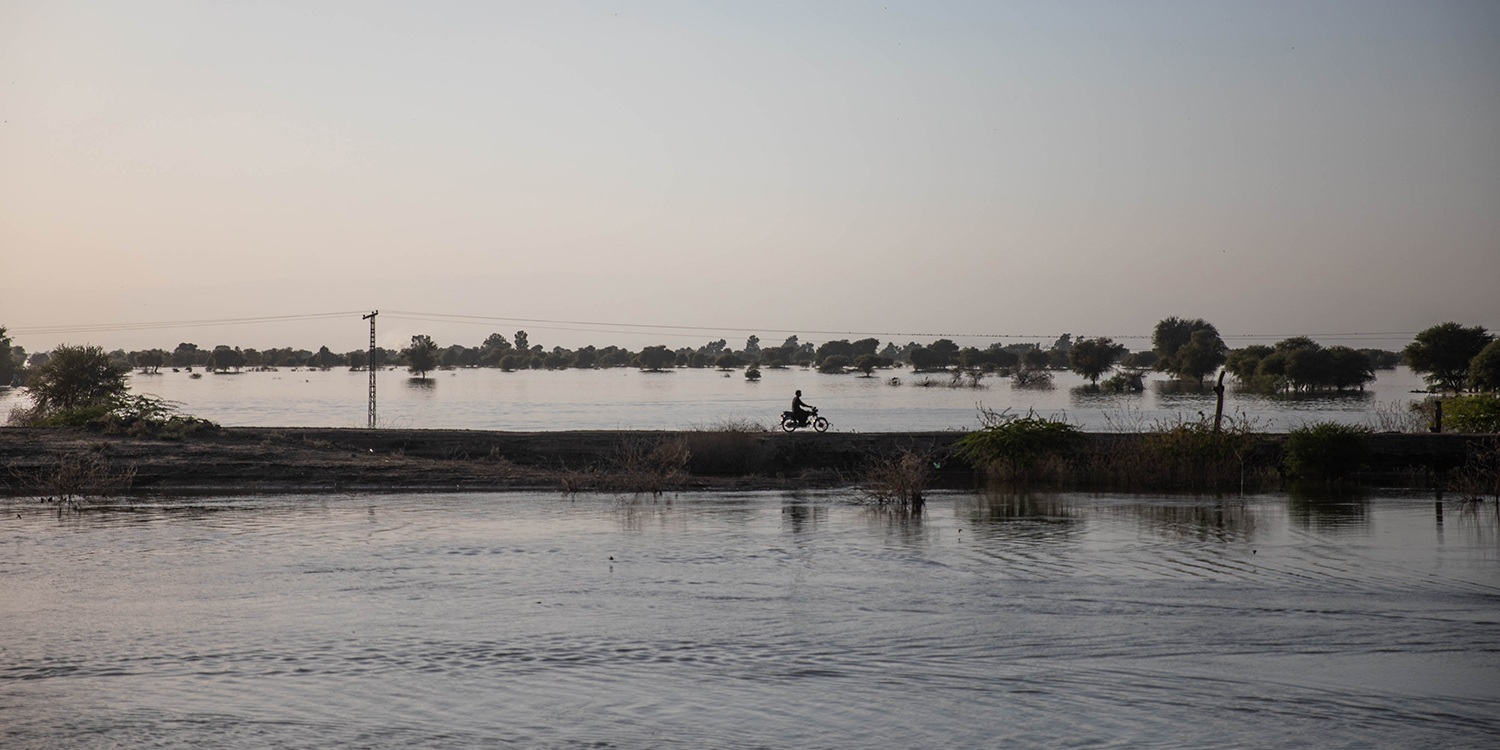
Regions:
[[1444, 395, 1500, 433], [955, 408, 1083, 481], [1100, 371, 1144, 393], [25, 344, 129, 414], [1284, 422, 1371, 480]]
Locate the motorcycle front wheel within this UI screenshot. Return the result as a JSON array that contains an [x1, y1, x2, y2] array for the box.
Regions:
[[812, 417, 829, 432]]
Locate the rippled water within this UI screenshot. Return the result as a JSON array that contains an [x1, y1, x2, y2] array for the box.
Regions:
[[2, 491, 1496, 749], [0, 365, 1430, 431]]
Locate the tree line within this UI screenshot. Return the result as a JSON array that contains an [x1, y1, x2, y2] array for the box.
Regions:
[[7, 320, 1493, 396]]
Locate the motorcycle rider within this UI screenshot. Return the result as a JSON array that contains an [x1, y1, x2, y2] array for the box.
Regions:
[[790, 390, 814, 424]]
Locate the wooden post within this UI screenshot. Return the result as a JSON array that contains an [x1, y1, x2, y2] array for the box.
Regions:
[[1432, 399, 1443, 433], [1213, 370, 1226, 436]]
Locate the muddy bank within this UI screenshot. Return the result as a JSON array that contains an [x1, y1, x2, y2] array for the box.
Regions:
[[0, 426, 1489, 495]]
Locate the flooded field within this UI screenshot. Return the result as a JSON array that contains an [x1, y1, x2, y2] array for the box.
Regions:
[[2, 490, 1495, 749], [0, 365, 1431, 432]]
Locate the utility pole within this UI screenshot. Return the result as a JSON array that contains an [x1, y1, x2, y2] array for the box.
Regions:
[[363, 310, 378, 428]]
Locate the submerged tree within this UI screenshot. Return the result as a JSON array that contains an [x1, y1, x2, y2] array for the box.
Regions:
[[1068, 337, 1127, 384], [0, 326, 14, 385], [636, 345, 674, 371], [1152, 317, 1226, 382], [404, 335, 440, 380], [1404, 322, 1492, 392]]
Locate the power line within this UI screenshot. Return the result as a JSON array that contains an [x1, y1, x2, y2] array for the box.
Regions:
[[5, 308, 1470, 345], [383, 310, 1432, 343], [8, 311, 367, 336]]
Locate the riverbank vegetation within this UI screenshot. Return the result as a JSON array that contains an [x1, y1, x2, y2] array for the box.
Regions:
[[6, 343, 218, 438], [11, 318, 1499, 417]]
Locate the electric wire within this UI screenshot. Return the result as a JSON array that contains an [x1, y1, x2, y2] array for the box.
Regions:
[[3, 309, 1463, 345]]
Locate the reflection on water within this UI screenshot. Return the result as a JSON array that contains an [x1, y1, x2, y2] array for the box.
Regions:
[[1286, 483, 1371, 531], [1112, 498, 1259, 542], [2, 491, 1497, 749]]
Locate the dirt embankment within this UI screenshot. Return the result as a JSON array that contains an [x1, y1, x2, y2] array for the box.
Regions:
[[0, 426, 1486, 496], [0, 426, 972, 494]]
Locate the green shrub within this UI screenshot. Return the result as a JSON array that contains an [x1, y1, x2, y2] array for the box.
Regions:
[[1444, 395, 1500, 433], [955, 408, 1083, 480], [33, 403, 115, 427], [1284, 422, 1371, 480]]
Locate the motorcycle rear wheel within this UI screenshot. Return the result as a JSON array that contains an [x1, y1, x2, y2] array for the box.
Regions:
[[781, 417, 797, 432]]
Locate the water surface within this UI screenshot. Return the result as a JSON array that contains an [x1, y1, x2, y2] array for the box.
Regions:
[[0, 365, 1430, 431], [2, 491, 1495, 748]]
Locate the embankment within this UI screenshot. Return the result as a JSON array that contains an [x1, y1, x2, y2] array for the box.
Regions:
[[0, 426, 1490, 495]]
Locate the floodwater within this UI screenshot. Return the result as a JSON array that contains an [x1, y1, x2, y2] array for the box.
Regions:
[[0, 365, 1431, 432], [2, 491, 1495, 749]]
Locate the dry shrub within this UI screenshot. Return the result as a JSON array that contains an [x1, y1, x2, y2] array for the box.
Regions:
[[557, 467, 597, 494], [862, 449, 933, 505], [694, 417, 768, 433], [612, 436, 691, 495], [1370, 400, 1429, 433], [16, 450, 137, 509], [1010, 369, 1054, 389], [1075, 413, 1274, 492], [1448, 438, 1500, 503]]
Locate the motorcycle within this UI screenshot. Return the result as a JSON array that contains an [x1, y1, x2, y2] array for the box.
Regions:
[[780, 407, 829, 433]]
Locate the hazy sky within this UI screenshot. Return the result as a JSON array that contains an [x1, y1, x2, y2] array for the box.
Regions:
[[2, 0, 1497, 354]]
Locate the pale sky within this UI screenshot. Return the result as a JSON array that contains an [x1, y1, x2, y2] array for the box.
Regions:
[[2, 0, 1497, 355]]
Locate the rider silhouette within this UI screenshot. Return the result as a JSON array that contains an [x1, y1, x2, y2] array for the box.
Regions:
[[791, 390, 814, 423]]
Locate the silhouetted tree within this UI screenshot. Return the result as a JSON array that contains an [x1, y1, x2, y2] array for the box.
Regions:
[[853, 354, 882, 377], [404, 335, 439, 379], [1022, 348, 1051, 370], [309, 346, 342, 370], [572, 346, 597, 369], [1117, 351, 1155, 370], [172, 342, 207, 367], [1404, 322, 1493, 392], [1224, 345, 1273, 383], [1469, 340, 1500, 393], [1068, 337, 1127, 384], [818, 354, 850, 373], [714, 353, 743, 369], [1327, 346, 1375, 390], [209, 345, 246, 372], [478, 333, 512, 366], [929, 339, 960, 366], [133, 349, 165, 373], [513, 330, 529, 352], [1153, 317, 1226, 382], [908, 347, 943, 372], [637, 345, 674, 371], [0, 327, 12, 385]]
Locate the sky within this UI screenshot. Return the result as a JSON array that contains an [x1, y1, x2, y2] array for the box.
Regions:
[[2, 0, 1497, 356]]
